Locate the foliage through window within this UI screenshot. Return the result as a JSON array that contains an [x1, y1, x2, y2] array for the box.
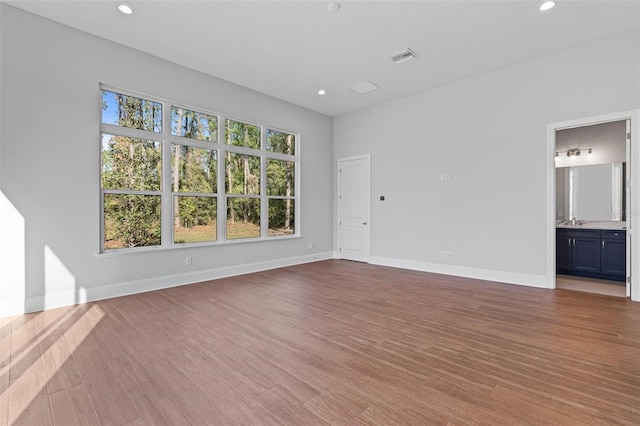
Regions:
[[225, 119, 260, 150], [100, 88, 299, 252], [171, 107, 218, 142], [267, 129, 296, 155]]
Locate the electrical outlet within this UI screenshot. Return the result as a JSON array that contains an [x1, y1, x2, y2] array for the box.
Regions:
[[439, 174, 445, 181], [445, 251, 453, 259], [440, 250, 445, 258], [308, 242, 313, 249], [444, 173, 450, 181], [185, 256, 192, 265]]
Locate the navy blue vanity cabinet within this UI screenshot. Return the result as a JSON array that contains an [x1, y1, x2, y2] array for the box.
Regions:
[[570, 229, 601, 274], [556, 229, 572, 272], [601, 230, 626, 280], [556, 228, 626, 282]]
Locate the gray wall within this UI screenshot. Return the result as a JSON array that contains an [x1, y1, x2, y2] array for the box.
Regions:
[[0, 5, 334, 316], [334, 29, 639, 284]]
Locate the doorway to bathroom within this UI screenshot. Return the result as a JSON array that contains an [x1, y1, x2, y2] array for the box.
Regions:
[[547, 110, 639, 300]]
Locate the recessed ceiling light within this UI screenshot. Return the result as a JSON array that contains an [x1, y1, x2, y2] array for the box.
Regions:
[[318, 89, 326, 95], [540, 1, 556, 11], [328, 2, 341, 12], [118, 4, 133, 15]]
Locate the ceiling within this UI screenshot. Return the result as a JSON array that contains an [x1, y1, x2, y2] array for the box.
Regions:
[[5, 0, 640, 117]]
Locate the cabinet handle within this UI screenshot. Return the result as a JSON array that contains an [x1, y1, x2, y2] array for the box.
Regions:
[[573, 238, 576, 246], [568, 239, 571, 246], [602, 241, 605, 248]]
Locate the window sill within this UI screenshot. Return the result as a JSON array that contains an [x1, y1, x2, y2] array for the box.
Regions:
[[96, 234, 302, 258]]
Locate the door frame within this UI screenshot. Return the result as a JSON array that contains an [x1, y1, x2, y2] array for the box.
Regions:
[[546, 110, 639, 301], [337, 154, 371, 262]]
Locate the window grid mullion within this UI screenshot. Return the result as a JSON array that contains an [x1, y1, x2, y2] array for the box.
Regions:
[[161, 100, 173, 247], [173, 192, 218, 198], [218, 116, 228, 242], [170, 135, 219, 150], [260, 126, 268, 237], [100, 123, 160, 141], [102, 189, 162, 196]]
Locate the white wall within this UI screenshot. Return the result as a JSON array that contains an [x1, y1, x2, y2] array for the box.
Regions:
[[0, 5, 334, 317], [334, 29, 640, 287]]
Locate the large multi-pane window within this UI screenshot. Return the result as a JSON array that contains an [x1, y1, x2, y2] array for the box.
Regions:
[[100, 87, 299, 252]]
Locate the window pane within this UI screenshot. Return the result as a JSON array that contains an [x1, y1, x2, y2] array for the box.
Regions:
[[267, 159, 295, 196], [227, 198, 260, 239], [171, 145, 217, 193], [101, 90, 162, 132], [225, 119, 260, 150], [225, 153, 260, 195], [171, 107, 218, 142], [266, 129, 295, 155], [101, 134, 161, 191], [269, 199, 295, 236], [103, 194, 161, 250], [174, 196, 216, 243]]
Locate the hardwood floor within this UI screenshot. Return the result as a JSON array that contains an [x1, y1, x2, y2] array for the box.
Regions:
[[2, 259, 640, 425]]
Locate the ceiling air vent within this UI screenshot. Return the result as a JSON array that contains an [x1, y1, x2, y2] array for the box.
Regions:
[[388, 48, 417, 64], [348, 80, 381, 95]]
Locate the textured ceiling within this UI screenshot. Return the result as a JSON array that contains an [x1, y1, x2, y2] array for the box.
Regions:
[[5, 0, 640, 117]]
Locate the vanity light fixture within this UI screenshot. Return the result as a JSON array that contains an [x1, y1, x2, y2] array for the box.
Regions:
[[555, 148, 593, 157]]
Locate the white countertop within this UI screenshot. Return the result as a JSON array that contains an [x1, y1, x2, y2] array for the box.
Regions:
[[556, 221, 626, 230]]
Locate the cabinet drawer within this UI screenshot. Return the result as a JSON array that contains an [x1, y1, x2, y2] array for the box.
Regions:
[[568, 229, 600, 239], [602, 230, 625, 240]]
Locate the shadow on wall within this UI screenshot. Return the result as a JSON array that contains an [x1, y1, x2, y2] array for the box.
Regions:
[[1, 190, 26, 316], [1, 189, 86, 318]]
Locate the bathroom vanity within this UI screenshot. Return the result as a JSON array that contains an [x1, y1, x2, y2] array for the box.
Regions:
[[556, 226, 626, 282]]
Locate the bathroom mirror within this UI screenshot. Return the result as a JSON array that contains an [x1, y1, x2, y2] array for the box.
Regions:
[[556, 163, 625, 222]]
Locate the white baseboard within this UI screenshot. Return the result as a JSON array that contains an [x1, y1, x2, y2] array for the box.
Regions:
[[1, 251, 335, 318], [1, 252, 552, 318], [368, 256, 550, 289]]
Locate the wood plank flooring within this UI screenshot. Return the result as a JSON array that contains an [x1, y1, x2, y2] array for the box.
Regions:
[[1, 259, 640, 425]]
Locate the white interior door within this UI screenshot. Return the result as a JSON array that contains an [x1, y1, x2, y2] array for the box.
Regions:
[[338, 155, 370, 262], [626, 119, 631, 297]]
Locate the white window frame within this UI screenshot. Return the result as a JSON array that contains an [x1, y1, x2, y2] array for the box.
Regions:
[[99, 85, 300, 254]]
